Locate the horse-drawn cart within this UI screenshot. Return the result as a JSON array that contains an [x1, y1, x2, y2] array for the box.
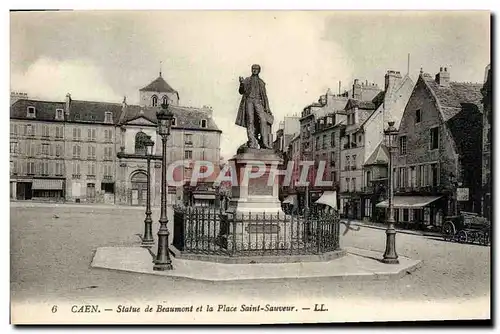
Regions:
[[442, 212, 491, 246]]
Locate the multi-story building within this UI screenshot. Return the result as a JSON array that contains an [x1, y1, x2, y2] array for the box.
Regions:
[[312, 113, 346, 198], [387, 67, 484, 228], [272, 116, 300, 154], [338, 70, 414, 220], [481, 64, 492, 220], [10, 72, 222, 206]]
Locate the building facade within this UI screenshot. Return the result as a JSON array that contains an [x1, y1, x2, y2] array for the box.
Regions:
[[481, 64, 492, 220], [390, 67, 484, 228], [10, 73, 222, 206]]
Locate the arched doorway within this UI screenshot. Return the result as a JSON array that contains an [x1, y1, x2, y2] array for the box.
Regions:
[[131, 171, 148, 206]]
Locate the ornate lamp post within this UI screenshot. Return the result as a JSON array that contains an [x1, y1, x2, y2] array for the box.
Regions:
[[382, 121, 399, 264], [153, 102, 174, 271], [141, 136, 155, 247]]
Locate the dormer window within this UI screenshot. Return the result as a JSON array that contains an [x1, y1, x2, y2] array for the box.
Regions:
[[172, 117, 176, 126], [55, 109, 64, 120], [200, 119, 207, 128], [104, 112, 113, 124], [151, 95, 158, 107], [27, 106, 35, 118]]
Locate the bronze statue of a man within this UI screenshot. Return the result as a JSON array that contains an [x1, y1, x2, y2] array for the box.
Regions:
[[235, 64, 274, 149]]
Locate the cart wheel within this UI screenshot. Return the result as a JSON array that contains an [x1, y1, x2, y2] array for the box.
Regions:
[[457, 230, 468, 244], [482, 232, 490, 246], [442, 221, 456, 241]]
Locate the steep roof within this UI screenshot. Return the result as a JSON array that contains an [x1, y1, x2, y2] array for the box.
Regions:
[[10, 99, 65, 122], [69, 100, 124, 124], [139, 75, 177, 93], [421, 73, 483, 121], [345, 98, 376, 110], [364, 142, 390, 166], [121, 104, 220, 132]]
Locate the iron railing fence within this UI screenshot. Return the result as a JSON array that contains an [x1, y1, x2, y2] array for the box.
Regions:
[[172, 205, 340, 257]]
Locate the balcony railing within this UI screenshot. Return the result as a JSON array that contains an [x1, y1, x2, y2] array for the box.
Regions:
[[72, 174, 81, 179], [103, 175, 113, 181]]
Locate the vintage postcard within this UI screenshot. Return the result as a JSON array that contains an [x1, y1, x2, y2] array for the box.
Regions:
[[9, 10, 491, 324]]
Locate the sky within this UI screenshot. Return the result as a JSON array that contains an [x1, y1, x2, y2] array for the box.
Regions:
[[10, 11, 490, 159]]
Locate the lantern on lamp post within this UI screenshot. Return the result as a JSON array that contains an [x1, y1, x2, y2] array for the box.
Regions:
[[382, 121, 399, 264], [141, 136, 155, 247], [153, 101, 174, 271]]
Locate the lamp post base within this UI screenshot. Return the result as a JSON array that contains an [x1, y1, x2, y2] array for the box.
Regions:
[[141, 240, 155, 248], [153, 262, 174, 271], [382, 224, 399, 264], [141, 216, 155, 247]]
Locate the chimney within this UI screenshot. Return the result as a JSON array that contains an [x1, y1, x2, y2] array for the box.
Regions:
[[65, 93, 71, 116], [435, 66, 450, 86], [385, 70, 403, 94], [202, 105, 213, 117], [352, 79, 362, 99], [10, 91, 28, 105]]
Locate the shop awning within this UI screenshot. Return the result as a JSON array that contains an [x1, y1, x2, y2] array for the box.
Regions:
[[315, 191, 337, 209], [193, 194, 216, 200], [376, 196, 442, 209], [32, 179, 64, 190], [282, 195, 297, 205]]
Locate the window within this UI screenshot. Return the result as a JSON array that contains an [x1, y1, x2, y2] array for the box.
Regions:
[[10, 124, 17, 136], [11, 161, 17, 175], [88, 145, 96, 159], [315, 138, 320, 150], [73, 145, 81, 158], [42, 125, 49, 137], [42, 143, 49, 155], [72, 162, 80, 177], [345, 155, 350, 171], [330, 132, 335, 147], [88, 128, 96, 141], [358, 134, 362, 143], [104, 112, 113, 123], [88, 163, 96, 177], [330, 151, 336, 166], [200, 119, 207, 128], [430, 163, 439, 187], [346, 178, 350, 192], [162, 95, 168, 106], [56, 144, 62, 157], [332, 171, 337, 182], [104, 146, 113, 160], [399, 167, 407, 188], [55, 162, 63, 176], [185, 134, 193, 145], [172, 117, 177, 126], [399, 136, 407, 155], [41, 162, 49, 176], [104, 164, 112, 176], [135, 131, 149, 155], [352, 178, 356, 192], [415, 109, 421, 123], [151, 95, 158, 107], [56, 109, 64, 120], [366, 170, 371, 188], [430, 127, 439, 150], [27, 161, 35, 175], [26, 124, 33, 136], [10, 142, 17, 153], [409, 166, 416, 188], [104, 129, 113, 142], [27, 106, 36, 118], [184, 150, 193, 160], [56, 126, 63, 138], [73, 127, 81, 140], [322, 135, 327, 149], [403, 209, 409, 222], [393, 168, 398, 190], [364, 198, 372, 217], [352, 155, 356, 170]]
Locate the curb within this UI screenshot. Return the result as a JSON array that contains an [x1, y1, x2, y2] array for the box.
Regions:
[[349, 221, 442, 238]]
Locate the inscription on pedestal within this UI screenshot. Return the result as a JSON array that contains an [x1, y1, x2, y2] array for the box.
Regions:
[[248, 182, 273, 196], [246, 223, 280, 234]]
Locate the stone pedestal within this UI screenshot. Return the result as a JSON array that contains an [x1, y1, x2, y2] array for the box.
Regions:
[[228, 148, 283, 214], [224, 147, 291, 250]]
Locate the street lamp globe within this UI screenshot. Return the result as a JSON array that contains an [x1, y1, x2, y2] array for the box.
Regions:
[[145, 137, 155, 156], [156, 102, 174, 136]]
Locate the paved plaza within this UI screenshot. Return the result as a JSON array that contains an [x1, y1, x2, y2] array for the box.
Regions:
[[10, 202, 491, 322]]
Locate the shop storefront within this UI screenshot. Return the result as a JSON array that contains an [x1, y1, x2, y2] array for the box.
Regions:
[[376, 195, 445, 228], [31, 178, 65, 202]]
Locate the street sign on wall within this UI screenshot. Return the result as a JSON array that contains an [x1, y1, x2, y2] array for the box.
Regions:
[[457, 188, 469, 201]]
